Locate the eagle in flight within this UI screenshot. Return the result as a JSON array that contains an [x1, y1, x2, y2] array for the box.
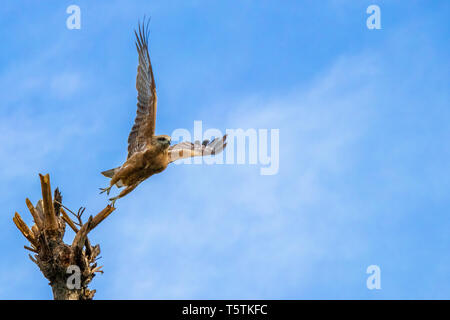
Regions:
[[100, 20, 227, 206]]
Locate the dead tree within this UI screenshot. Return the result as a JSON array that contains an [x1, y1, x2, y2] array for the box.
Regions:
[[12, 173, 115, 300]]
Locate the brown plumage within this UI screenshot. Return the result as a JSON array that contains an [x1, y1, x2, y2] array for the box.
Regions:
[[100, 19, 227, 206]]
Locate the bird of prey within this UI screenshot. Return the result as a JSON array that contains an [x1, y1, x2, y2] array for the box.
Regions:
[[100, 20, 227, 207]]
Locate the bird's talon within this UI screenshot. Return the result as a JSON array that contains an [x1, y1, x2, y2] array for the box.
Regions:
[[109, 197, 118, 207], [99, 186, 112, 195]]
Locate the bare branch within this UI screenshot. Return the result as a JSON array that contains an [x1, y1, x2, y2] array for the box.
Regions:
[[72, 216, 93, 252], [70, 205, 115, 251], [13, 212, 38, 247], [25, 198, 43, 230], [31, 224, 40, 239], [53, 188, 62, 216], [35, 200, 45, 221], [24, 245, 38, 253], [39, 174, 58, 231], [75, 207, 86, 226], [90, 205, 115, 231], [92, 266, 104, 274], [60, 208, 79, 233], [28, 254, 38, 265], [55, 200, 86, 227]]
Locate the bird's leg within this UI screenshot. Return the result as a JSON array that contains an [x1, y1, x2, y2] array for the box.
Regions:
[[109, 196, 119, 208], [99, 185, 112, 195], [108, 183, 139, 207]]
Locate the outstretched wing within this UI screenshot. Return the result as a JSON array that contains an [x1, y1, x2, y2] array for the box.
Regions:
[[127, 19, 157, 159], [169, 135, 228, 163]]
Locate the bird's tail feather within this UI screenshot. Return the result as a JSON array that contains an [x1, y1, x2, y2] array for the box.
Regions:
[[101, 167, 120, 178]]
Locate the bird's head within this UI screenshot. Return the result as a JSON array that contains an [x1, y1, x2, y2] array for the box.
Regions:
[[153, 135, 171, 149]]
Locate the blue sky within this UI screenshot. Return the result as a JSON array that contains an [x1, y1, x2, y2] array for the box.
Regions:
[[0, 0, 449, 299]]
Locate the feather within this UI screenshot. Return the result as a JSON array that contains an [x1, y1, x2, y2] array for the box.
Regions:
[[101, 167, 120, 178], [168, 134, 227, 162], [128, 17, 157, 159]]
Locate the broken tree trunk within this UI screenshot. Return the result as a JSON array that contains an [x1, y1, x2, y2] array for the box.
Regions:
[[13, 173, 115, 300]]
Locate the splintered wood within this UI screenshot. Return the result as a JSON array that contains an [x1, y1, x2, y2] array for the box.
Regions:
[[12, 173, 115, 300]]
